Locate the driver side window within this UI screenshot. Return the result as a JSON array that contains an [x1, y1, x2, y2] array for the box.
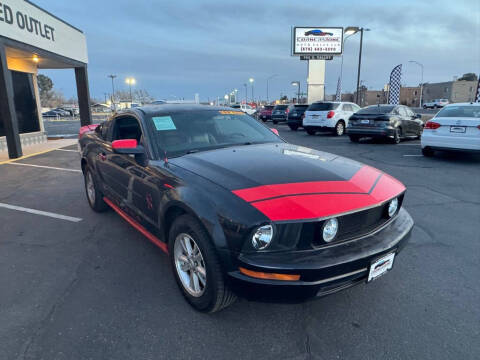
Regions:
[[110, 116, 143, 143]]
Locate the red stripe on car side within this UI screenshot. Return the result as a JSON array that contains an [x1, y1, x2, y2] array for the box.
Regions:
[[232, 165, 381, 203], [103, 197, 168, 254]]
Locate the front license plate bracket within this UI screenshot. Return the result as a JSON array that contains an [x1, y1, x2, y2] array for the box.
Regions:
[[367, 252, 396, 282]]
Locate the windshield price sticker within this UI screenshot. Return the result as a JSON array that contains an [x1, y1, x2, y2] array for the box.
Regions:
[[152, 116, 176, 131]]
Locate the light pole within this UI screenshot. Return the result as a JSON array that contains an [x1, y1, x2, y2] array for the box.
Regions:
[[409, 60, 424, 107], [108, 74, 117, 110], [266, 74, 278, 104], [224, 94, 229, 105], [249, 77, 254, 104], [125, 77, 136, 106], [337, 33, 355, 100], [243, 83, 247, 104], [291, 81, 300, 103], [344, 27, 370, 104]]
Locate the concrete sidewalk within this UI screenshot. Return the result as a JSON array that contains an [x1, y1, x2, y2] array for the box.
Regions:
[[0, 139, 77, 163]]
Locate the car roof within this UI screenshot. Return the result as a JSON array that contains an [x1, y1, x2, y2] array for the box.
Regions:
[[123, 104, 236, 117], [444, 102, 478, 106]]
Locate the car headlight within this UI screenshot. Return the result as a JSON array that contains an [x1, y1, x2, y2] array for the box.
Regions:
[[322, 218, 338, 242], [388, 198, 398, 217], [252, 225, 274, 250]]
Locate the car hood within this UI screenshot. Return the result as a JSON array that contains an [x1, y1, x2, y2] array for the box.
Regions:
[[170, 143, 405, 221]]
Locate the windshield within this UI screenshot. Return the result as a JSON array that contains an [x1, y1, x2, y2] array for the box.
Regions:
[[147, 110, 282, 157], [356, 105, 395, 114], [436, 106, 480, 118], [307, 103, 339, 111]]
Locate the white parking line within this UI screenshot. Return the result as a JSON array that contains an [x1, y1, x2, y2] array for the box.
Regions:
[[403, 154, 423, 157], [0, 202, 82, 222], [54, 148, 78, 153], [6, 162, 82, 173]]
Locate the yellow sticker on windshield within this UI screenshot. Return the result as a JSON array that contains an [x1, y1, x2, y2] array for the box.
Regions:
[[219, 110, 244, 115]]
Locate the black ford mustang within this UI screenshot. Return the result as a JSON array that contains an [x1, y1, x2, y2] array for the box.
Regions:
[[79, 105, 413, 313]]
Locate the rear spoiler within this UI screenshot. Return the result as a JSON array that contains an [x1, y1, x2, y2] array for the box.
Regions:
[[79, 124, 100, 139]]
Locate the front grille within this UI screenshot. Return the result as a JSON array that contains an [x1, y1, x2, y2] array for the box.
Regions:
[[300, 194, 404, 248]]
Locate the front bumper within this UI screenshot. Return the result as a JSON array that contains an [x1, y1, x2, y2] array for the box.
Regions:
[[259, 114, 272, 120], [347, 126, 396, 138], [271, 115, 287, 122], [287, 117, 303, 126], [226, 207, 413, 302]]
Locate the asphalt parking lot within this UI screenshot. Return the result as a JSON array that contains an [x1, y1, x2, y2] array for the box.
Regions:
[[1, 126, 479, 360]]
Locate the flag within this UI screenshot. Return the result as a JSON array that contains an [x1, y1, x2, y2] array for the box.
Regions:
[[388, 64, 402, 105], [475, 75, 480, 102], [335, 76, 341, 101]]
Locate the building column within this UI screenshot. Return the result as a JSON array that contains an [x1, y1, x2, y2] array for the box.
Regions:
[[0, 44, 22, 158], [75, 65, 92, 126]]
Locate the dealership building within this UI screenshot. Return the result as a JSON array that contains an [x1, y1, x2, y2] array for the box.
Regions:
[[0, 0, 91, 159]]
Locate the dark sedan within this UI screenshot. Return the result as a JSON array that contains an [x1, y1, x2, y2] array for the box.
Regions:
[[79, 105, 413, 312], [347, 104, 423, 144], [271, 104, 289, 124], [287, 104, 309, 130]]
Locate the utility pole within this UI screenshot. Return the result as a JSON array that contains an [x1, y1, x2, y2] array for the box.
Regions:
[[108, 74, 117, 110]]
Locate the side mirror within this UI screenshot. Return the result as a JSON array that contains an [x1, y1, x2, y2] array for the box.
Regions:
[[415, 114, 422, 119], [112, 139, 144, 154], [271, 128, 279, 136]]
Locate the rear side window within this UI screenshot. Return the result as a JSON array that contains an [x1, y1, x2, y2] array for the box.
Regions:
[[342, 104, 353, 112], [294, 105, 309, 110], [436, 106, 480, 118], [356, 105, 395, 114], [308, 103, 339, 111]]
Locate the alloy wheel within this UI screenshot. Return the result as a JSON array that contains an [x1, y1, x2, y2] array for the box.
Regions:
[[86, 171, 96, 205], [174, 233, 207, 297]]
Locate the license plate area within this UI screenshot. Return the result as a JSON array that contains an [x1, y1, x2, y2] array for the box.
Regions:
[[367, 252, 395, 282], [450, 126, 466, 133], [361, 119, 371, 124]]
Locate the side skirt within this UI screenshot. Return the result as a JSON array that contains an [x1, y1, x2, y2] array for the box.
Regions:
[[103, 197, 168, 254]]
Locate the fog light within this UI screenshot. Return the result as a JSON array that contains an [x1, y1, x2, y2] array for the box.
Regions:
[[252, 225, 273, 250], [322, 218, 338, 242], [388, 198, 398, 217]]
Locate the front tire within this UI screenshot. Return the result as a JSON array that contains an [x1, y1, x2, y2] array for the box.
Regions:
[[288, 124, 298, 131], [272, 120, 278, 124], [84, 166, 108, 212], [391, 128, 401, 144], [168, 215, 236, 313]]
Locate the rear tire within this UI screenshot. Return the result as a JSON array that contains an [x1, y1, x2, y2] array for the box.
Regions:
[[349, 135, 360, 143], [391, 128, 401, 144], [84, 166, 109, 212], [334, 121, 345, 136], [288, 124, 298, 131], [306, 127, 316, 135], [422, 147, 434, 157], [168, 215, 236, 313], [273, 120, 278, 124]]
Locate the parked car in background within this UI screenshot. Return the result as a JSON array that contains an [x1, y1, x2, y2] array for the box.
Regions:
[[42, 109, 66, 118], [287, 104, 309, 130], [421, 103, 480, 156], [303, 101, 361, 136], [423, 99, 449, 109], [258, 105, 275, 122], [271, 104, 289, 124], [230, 104, 256, 116], [347, 104, 423, 144]]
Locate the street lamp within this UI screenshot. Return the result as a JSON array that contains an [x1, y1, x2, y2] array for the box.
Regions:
[[108, 74, 117, 110], [125, 77, 136, 105], [249, 77, 254, 104], [344, 27, 370, 104], [337, 32, 356, 100], [243, 83, 248, 104], [224, 94, 229, 105], [409, 60, 424, 107], [291, 81, 300, 103], [266, 74, 278, 103]]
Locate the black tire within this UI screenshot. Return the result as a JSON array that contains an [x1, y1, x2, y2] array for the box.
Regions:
[[334, 121, 345, 136], [422, 147, 434, 157], [423, 105, 427, 109], [84, 166, 109, 212], [261, 118, 267, 122], [349, 135, 360, 143], [391, 128, 401, 144], [288, 124, 298, 131], [272, 120, 278, 124], [306, 127, 316, 135], [168, 214, 236, 313]]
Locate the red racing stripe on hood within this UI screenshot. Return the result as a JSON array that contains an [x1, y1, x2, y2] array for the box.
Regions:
[[232, 165, 406, 221]]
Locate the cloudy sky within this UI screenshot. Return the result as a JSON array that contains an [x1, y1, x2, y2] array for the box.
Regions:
[[36, 0, 479, 102]]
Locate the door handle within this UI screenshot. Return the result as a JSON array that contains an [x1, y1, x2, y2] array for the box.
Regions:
[[98, 153, 106, 161]]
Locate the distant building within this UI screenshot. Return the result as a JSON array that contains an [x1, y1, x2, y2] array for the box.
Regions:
[[400, 87, 421, 107], [423, 80, 477, 103], [354, 87, 387, 107]]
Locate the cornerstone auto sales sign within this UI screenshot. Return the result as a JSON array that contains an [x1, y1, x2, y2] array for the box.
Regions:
[[292, 27, 343, 56], [0, 0, 88, 63]]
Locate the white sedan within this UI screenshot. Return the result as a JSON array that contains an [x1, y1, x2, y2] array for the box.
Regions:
[[421, 103, 480, 157]]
